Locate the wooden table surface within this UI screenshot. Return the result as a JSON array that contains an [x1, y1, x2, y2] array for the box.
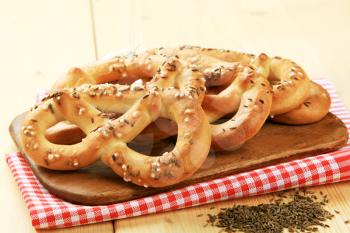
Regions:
[[1, 0, 349, 232]]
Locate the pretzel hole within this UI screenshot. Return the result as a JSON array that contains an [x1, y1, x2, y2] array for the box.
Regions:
[[44, 111, 123, 145], [45, 121, 86, 145], [270, 80, 282, 85], [109, 78, 150, 86], [206, 85, 228, 95], [127, 118, 177, 156], [128, 136, 176, 157], [211, 112, 236, 125], [268, 72, 282, 82]]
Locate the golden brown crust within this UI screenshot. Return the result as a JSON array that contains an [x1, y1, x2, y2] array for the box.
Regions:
[[45, 121, 85, 145], [272, 81, 331, 125], [267, 57, 310, 115], [210, 70, 272, 150]]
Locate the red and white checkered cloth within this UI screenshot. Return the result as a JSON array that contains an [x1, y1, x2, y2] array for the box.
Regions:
[[5, 79, 350, 229]]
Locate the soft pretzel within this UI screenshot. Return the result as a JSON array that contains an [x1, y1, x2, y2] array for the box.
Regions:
[[184, 47, 330, 124], [21, 83, 144, 170], [22, 58, 212, 187], [140, 66, 272, 150], [172, 46, 311, 115], [128, 47, 272, 150], [271, 81, 331, 124]]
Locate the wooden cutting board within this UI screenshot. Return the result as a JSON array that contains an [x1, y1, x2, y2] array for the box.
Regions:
[[9, 112, 348, 205]]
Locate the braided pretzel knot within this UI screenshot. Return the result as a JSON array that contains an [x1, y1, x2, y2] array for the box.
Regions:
[[50, 48, 272, 150], [21, 58, 211, 187]]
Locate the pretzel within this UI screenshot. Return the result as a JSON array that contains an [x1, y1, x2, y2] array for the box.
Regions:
[[141, 65, 272, 151], [172, 46, 311, 116], [271, 81, 331, 124], [182, 47, 329, 124], [21, 58, 212, 187], [21, 83, 144, 170]]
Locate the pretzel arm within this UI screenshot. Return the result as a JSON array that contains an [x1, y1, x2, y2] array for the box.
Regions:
[[272, 81, 331, 124], [203, 68, 245, 121], [52, 52, 165, 90], [267, 57, 310, 115], [21, 96, 107, 170], [210, 68, 272, 150]]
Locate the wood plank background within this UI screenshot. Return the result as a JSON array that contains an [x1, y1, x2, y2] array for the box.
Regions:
[[0, 0, 349, 232]]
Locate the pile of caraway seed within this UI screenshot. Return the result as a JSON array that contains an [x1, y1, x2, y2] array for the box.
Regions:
[[200, 188, 346, 233]]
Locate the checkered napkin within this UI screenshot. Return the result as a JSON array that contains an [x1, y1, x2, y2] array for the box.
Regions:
[[5, 79, 350, 229]]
